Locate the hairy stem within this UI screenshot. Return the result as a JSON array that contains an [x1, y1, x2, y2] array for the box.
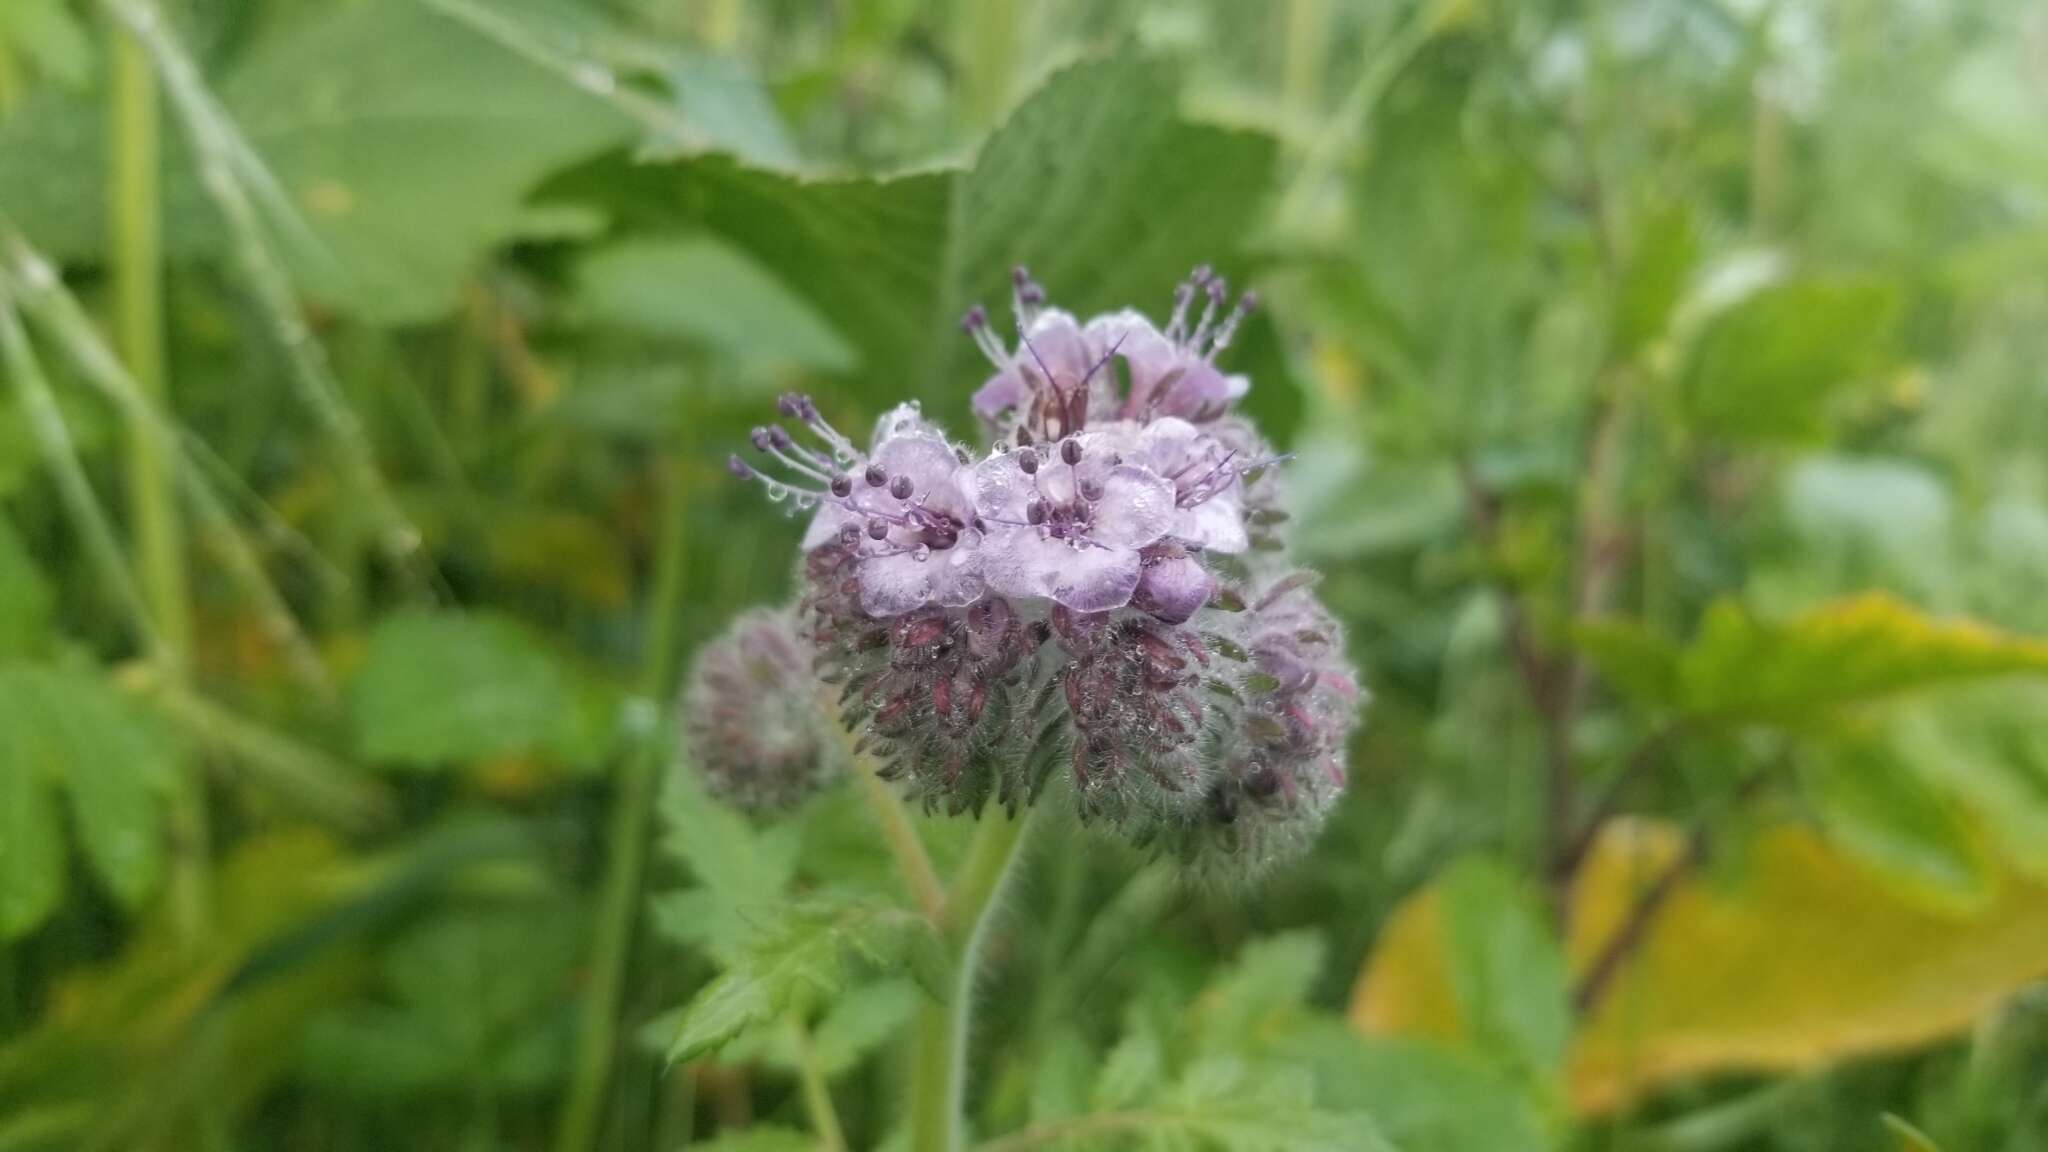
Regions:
[[555, 453, 691, 1152], [911, 807, 1035, 1152], [838, 716, 946, 922]]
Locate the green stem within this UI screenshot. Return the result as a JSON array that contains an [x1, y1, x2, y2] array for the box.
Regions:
[[911, 808, 1035, 1152], [555, 452, 691, 1152], [840, 718, 946, 922], [787, 1016, 848, 1152]]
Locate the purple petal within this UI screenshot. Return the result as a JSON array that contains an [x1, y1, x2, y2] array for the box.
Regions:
[[978, 528, 1141, 613], [1087, 465, 1175, 550], [858, 543, 984, 617]]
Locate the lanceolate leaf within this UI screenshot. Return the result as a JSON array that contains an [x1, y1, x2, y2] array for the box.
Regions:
[[1680, 274, 1898, 443]]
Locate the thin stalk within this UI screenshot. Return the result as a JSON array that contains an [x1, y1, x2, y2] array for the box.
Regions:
[[836, 714, 946, 922], [1, 238, 335, 698], [109, 5, 210, 949], [0, 293, 161, 657], [911, 808, 1035, 1152], [104, 0, 438, 594], [787, 1016, 848, 1152], [555, 452, 691, 1152]]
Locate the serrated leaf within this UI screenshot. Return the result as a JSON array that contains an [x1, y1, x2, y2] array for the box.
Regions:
[[1094, 1016, 1168, 1112], [1678, 594, 2048, 723], [1192, 931, 1326, 1053], [1354, 820, 2048, 1114], [349, 610, 608, 770], [1287, 1027, 1551, 1152], [1680, 275, 1898, 443], [551, 52, 1280, 422], [666, 897, 941, 1063]]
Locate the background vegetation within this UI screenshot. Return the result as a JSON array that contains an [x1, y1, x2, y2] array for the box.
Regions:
[[1, 0, 2045, 1149]]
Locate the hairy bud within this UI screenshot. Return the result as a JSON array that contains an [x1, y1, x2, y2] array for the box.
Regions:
[[680, 607, 841, 811]]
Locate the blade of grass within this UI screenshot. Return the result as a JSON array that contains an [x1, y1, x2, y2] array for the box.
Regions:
[[0, 238, 336, 699], [0, 288, 161, 658], [103, 0, 442, 597]]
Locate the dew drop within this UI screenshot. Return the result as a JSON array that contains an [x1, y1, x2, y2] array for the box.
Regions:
[[766, 484, 789, 503], [913, 545, 931, 563], [794, 492, 817, 510]]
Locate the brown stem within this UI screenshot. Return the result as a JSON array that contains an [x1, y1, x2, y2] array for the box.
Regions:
[[1572, 769, 1772, 1017]]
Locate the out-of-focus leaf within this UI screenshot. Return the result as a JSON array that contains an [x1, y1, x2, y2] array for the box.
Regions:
[[0, 0, 92, 97], [1679, 275, 1898, 443], [666, 896, 942, 1062], [0, 518, 53, 657], [1612, 202, 1697, 357], [1190, 931, 1325, 1052], [1286, 1027, 1552, 1152], [1802, 738, 1988, 902], [348, 610, 610, 771], [1894, 684, 2048, 881], [1783, 456, 1952, 588], [1438, 857, 1570, 1085], [1677, 594, 2048, 723], [1571, 618, 1683, 710], [685, 1128, 819, 1152], [661, 53, 801, 169], [1883, 1114, 1943, 1152], [0, 744, 63, 939], [1352, 820, 2048, 1114], [0, 0, 632, 322], [574, 236, 854, 371], [552, 52, 1279, 421], [1101, 1059, 1396, 1152], [0, 663, 176, 919]]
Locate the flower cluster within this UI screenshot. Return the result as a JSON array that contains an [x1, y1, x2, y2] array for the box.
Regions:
[[690, 267, 1363, 878], [680, 607, 843, 812]]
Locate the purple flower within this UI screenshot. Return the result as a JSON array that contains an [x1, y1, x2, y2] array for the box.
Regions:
[[968, 437, 1176, 614], [734, 398, 983, 618]]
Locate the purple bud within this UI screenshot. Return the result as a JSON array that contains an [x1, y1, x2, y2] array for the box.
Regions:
[[1134, 553, 1213, 625]]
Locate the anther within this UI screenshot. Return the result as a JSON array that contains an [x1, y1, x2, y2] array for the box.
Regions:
[[1078, 477, 1103, 501], [767, 425, 793, 449], [1026, 499, 1046, 525], [889, 475, 915, 500], [1018, 448, 1039, 475], [830, 475, 853, 498], [1060, 439, 1083, 465], [867, 520, 890, 541], [726, 455, 752, 478], [865, 464, 888, 488], [750, 426, 773, 452]]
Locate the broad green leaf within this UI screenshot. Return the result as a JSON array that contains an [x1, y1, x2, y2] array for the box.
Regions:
[[1679, 275, 1898, 443], [1570, 618, 1683, 710], [550, 52, 1283, 425], [1611, 202, 1697, 358], [666, 897, 942, 1062], [1287, 1028, 1551, 1152], [1678, 594, 2048, 723], [0, 663, 176, 913], [1191, 931, 1326, 1053], [660, 53, 801, 169], [1893, 684, 2048, 880], [1438, 857, 1570, 1085], [0, 744, 62, 938], [0, 0, 631, 322], [0, 518, 52, 657], [1802, 739, 1988, 902], [349, 610, 610, 770], [1353, 820, 2048, 1114], [574, 236, 855, 371]]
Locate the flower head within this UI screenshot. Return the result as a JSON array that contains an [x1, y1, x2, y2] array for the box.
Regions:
[[680, 607, 841, 811]]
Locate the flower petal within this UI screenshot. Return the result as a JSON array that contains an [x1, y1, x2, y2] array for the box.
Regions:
[[1088, 465, 1175, 550], [858, 543, 984, 617]]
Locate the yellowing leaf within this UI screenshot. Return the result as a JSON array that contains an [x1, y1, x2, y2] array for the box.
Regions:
[[1350, 820, 2048, 1114], [1679, 594, 2048, 723]]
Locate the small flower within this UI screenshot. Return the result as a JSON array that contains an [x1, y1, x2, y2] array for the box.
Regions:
[[732, 396, 983, 617], [681, 607, 841, 812], [967, 438, 1177, 614]]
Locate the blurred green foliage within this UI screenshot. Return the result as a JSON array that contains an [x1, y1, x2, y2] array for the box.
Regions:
[[2, 0, 2047, 1150]]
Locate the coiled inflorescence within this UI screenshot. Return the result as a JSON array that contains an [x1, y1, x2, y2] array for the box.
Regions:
[[687, 266, 1364, 879]]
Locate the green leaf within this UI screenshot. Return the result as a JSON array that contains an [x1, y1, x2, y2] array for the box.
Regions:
[[0, 663, 176, 914], [1802, 738, 1988, 902], [1883, 1115, 1942, 1152], [1288, 1028, 1552, 1152], [0, 742, 63, 939], [1438, 857, 1570, 1085], [0, 518, 53, 657], [1611, 202, 1697, 358], [0, 0, 632, 322], [1893, 684, 2048, 881], [0, 0, 92, 93], [666, 896, 942, 1063], [349, 610, 609, 770], [1571, 618, 1682, 710], [1680, 275, 1899, 443], [1678, 594, 2048, 724], [574, 236, 854, 371], [553, 52, 1279, 419], [685, 1128, 819, 1152], [1129, 1059, 1395, 1152], [1192, 931, 1326, 1053]]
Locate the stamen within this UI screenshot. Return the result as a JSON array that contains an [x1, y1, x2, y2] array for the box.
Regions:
[[1012, 266, 1045, 329], [864, 464, 888, 488], [1166, 265, 1210, 343], [1018, 448, 1039, 475], [889, 475, 915, 500], [1207, 290, 1257, 359], [830, 475, 854, 498], [1060, 439, 1083, 465], [961, 305, 1009, 367], [1190, 276, 1227, 351], [867, 519, 890, 540], [1026, 499, 1046, 525], [1078, 477, 1104, 501]]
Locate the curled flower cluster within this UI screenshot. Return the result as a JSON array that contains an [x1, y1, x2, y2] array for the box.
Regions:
[[680, 607, 843, 812], [692, 267, 1364, 878]]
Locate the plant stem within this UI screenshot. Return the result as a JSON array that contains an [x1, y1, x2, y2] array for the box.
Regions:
[[787, 1016, 848, 1152], [555, 452, 691, 1152], [110, 4, 211, 950], [911, 807, 1035, 1152], [839, 720, 946, 923]]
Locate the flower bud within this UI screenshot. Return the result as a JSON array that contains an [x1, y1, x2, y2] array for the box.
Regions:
[[680, 607, 841, 812]]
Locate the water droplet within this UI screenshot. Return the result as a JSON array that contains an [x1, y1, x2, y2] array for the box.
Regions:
[[766, 483, 789, 503], [913, 545, 931, 562], [794, 493, 817, 510]]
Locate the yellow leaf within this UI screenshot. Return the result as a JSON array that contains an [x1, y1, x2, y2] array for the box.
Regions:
[[1350, 820, 2048, 1115]]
